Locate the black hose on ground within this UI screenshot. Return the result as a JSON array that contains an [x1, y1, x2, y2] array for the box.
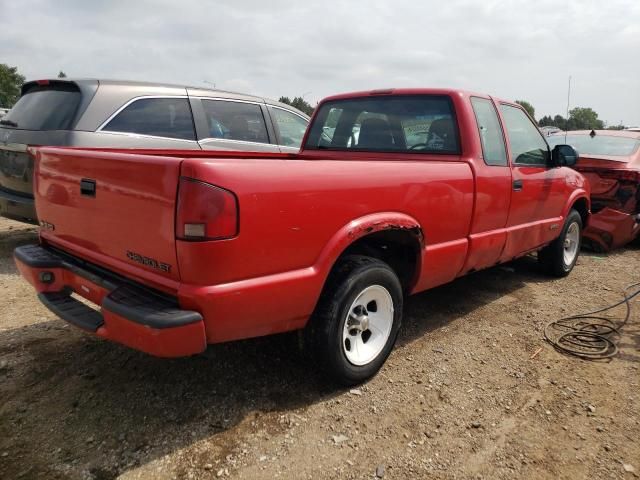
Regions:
[[544, 282, 640, 360]]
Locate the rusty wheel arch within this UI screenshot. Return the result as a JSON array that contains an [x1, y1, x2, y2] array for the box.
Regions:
[[338, 226, 423, 293]]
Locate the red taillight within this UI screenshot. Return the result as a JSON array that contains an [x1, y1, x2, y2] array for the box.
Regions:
[[35, 79, 50, 86], [176, 177, 238, 241]]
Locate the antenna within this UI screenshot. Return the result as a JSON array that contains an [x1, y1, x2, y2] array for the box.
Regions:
[[564, 75, 571, 143]]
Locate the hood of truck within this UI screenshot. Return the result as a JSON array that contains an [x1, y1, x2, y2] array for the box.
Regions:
[[34, 147, 183, 288]]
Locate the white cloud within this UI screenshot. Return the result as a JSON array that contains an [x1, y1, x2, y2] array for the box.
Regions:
[[2, 0, 639, 125]]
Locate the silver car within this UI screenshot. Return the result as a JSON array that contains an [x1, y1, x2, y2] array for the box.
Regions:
[[0, 79, 310, 223]]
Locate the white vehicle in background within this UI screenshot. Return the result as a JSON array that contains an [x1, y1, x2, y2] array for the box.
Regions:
[[624, 126, 640, 132], [0, 108, 9, 119], [540, 126, 563, 136]]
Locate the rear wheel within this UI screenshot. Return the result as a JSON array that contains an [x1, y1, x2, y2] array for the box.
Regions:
[[538, 209, 582, 277], [305, 255, 403, 385]]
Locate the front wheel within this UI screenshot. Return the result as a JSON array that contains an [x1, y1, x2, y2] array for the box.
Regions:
[[305, 255, 403, 385], [538, 209, 583, 277]]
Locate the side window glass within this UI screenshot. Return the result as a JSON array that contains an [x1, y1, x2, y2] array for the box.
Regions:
[[471, 97, 507, 166], [500, 104, 549, 165], [103, 98, 195, 140], [201, 100, 269, 144], [271, 108, 308, 147]]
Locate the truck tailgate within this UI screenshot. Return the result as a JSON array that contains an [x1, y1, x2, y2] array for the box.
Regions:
[[33, 147, 182, 284]]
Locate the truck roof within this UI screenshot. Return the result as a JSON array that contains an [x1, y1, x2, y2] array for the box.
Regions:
[[319, 88, 511, 105]]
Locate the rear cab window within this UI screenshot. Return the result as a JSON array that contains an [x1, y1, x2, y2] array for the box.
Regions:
[[101, 97, 196, 140], [201, 100, 270, 144], [305, 95, 460, 154], [1, 82, 81, 130]]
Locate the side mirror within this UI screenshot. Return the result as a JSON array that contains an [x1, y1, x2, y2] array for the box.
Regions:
[[552, 144, 578, 167]]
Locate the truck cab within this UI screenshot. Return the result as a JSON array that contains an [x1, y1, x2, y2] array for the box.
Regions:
[[303, 89, 588, 281]]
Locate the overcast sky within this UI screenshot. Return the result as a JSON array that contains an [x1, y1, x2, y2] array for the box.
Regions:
[[2, 0, 639, 125]]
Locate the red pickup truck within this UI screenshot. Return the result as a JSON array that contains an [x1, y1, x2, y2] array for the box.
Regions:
[[15, 88, 589, 385]]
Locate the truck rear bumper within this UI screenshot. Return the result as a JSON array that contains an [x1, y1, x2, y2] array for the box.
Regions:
[[14, 244, 207, 357]]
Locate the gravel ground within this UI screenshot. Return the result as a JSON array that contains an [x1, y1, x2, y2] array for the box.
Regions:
[[0, 216, 638, 480]]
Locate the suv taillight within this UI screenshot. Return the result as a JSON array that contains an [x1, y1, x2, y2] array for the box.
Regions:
[[176, 177, 238, 241]]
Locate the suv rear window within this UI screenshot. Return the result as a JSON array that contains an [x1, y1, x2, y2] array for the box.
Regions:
[[1, 82, 81, 130], [102, 97, 196, 141], [305, 95, 459, 154]]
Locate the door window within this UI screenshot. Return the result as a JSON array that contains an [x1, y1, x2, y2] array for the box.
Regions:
[[271, 107, 308, 147], [103, 97, 196, 140], [500, 104, 549, 166], [201, 100, 269, 144], [471, 97, 507, 166]]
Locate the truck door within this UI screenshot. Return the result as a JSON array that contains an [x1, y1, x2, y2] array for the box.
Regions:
[[499, 104, 567, 259], [460, 97, 513, 275]]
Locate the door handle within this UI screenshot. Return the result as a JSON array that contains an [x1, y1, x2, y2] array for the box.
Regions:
[[513, 179, 523, 191], [80, 178, 96, 197]]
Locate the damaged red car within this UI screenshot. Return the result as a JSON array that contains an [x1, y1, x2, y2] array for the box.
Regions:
[[549, 130, 640, 251]]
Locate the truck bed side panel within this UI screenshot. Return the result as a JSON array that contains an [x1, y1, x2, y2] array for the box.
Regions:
[[177, 157, 474, 342]]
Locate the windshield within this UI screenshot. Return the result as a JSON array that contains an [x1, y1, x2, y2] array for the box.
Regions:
[[305, 95, 459, 154], [548, 134, 640, 159], [1, 83, 81, 130]]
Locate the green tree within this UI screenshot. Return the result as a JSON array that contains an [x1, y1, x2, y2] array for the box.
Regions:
[[58, 71, 67, 78], [0, 64, 25, 108], [567, 107, 604, 130], [538, 115, 554, 127], [515, 100, 535, 120], [279, 95, 314, 116], [553, 115, 568, 130]]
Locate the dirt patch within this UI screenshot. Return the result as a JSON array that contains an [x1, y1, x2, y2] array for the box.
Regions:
[[0, 216, 638, 479]]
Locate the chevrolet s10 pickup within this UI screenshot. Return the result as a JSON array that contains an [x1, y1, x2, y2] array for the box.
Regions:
[[15, 88, 590, 384]]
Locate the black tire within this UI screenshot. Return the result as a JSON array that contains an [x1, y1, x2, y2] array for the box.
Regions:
[[305, 255, 403, 386], [538, 209, 583, 277]]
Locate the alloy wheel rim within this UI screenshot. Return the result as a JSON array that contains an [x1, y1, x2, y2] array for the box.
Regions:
[[563, 222, 580, 266], [342, 285, 394, 366]]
